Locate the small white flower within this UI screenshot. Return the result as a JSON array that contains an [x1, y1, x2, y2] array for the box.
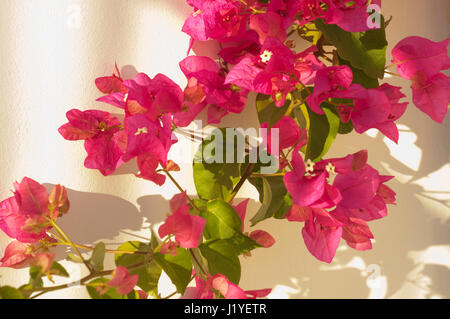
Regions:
[[325, 162, 337, 184], [305, 159, 315, 173], [260, 50, 273, 63], [135, 127, 148, 136]]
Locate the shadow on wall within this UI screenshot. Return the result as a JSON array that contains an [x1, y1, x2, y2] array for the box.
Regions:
[[42, 184, 170, 249], [237, 109, 450, 299]]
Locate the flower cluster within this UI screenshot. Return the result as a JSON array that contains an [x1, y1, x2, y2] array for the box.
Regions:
[[0, 0, 448, 300]]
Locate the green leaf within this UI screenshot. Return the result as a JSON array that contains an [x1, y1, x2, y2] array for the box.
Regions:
[[248, 175, 292, 225], [66, 253, 83, 263], [154, 248, 192, 294], [303, 103, 340, 161], [250, 177, 273, 225], [0, 286, 25, 299], [115, 241, 160, 296], [315, 18, 387, 79], [339, 56, 379, 89], [226, 232, 261, 255], [50, 262, 70, 277], [150, 229, 160, 250], [193, 128, 242, 200], [29, 267, 43, 288], [90, 242, 105, 272], [199, 240, 241, 284], [273, 193, 293, 219], [202, 200, 242, 240], [86, 278, 125, 299], [256, 93, 291, 128]]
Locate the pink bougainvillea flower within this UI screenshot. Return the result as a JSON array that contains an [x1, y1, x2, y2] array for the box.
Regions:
[[123, 114, 175, 166], [176, 55, 247, 125], [33, 252, 54, 273], [391, 36, 450, 123], [334, 214, 374, 251], [95, 64, 128, 109], [0, 178, 53, 243], [211, 274, 249, 299], [160, 240, 178, 256], [392, 36, 450, 80], [249, 230, 275, 248], [158, 193, 206, 249], [107, 266, 139, 295], [58, 109, 122, 141], [267, 0, 303, 30], [295, 0, 324, 26], [284, 150, 342, 209], [0, 197, 49, 243], [134, 153, 166, 186], [182, 0, 247, 42], [294, 46, 325, 86], [410, 72, 450, 123], [306, 65, 353, 114], [0, 241, 35, 269], [334, 83, 408, 143], [83, 130, 127, 176], [122, 73, 183, 121], [301, 213, 343, 263], [95, 63, 127, 95], [48, 185, 70, 216], [261, 116, 306, 155], [192, 273, 271, 299], [225, 37, 296, 106], [249, 11, 287, 45], [219, 32, 261, 65], [333, 165, 396, 222], [287, 206, 343, 263], [283, 150, 392, 262], [58, 109, 126, 175], [13, 177, 49, 217], [322, 0, 372, 33], [169, 192, 191, 215]]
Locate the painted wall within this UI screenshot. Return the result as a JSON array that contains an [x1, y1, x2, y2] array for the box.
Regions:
[[0, 0, 448, 299]]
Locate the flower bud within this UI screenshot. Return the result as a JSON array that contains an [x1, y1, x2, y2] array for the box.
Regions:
[[49, 185, 70, 216]]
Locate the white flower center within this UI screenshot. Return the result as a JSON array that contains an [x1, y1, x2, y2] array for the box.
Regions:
[[123, 93, 128, 102], [135, 127, 148, 136], [193, 9, 202, 17], [260, 50, 273, 63], [305, 159, 315, 174], [325, 162, 337, 184]]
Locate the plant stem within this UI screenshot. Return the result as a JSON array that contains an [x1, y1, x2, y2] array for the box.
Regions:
[[48, 241, 149, 255], [163, 170, 200, 213], [28, 255, 153, 299], [385, 71, 403, 78], [226, 163, 255, 203], [47, 218, 94, 273]]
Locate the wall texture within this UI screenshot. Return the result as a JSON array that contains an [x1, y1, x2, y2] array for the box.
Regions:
[[0, 0, 449, 299]]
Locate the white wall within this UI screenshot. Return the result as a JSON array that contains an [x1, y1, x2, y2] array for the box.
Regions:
[[0, 0, 448, 299]]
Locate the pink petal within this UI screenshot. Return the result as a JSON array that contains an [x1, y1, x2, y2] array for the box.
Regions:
[[249, 230, 275, 248], [0, 241, 33, 269], [14, 177, 49, 217], [108, 266, 139, 295], [302, 223, 342, 263]]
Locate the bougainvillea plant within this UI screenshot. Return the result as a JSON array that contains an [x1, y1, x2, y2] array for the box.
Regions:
[[0, 0, 449, 299]]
